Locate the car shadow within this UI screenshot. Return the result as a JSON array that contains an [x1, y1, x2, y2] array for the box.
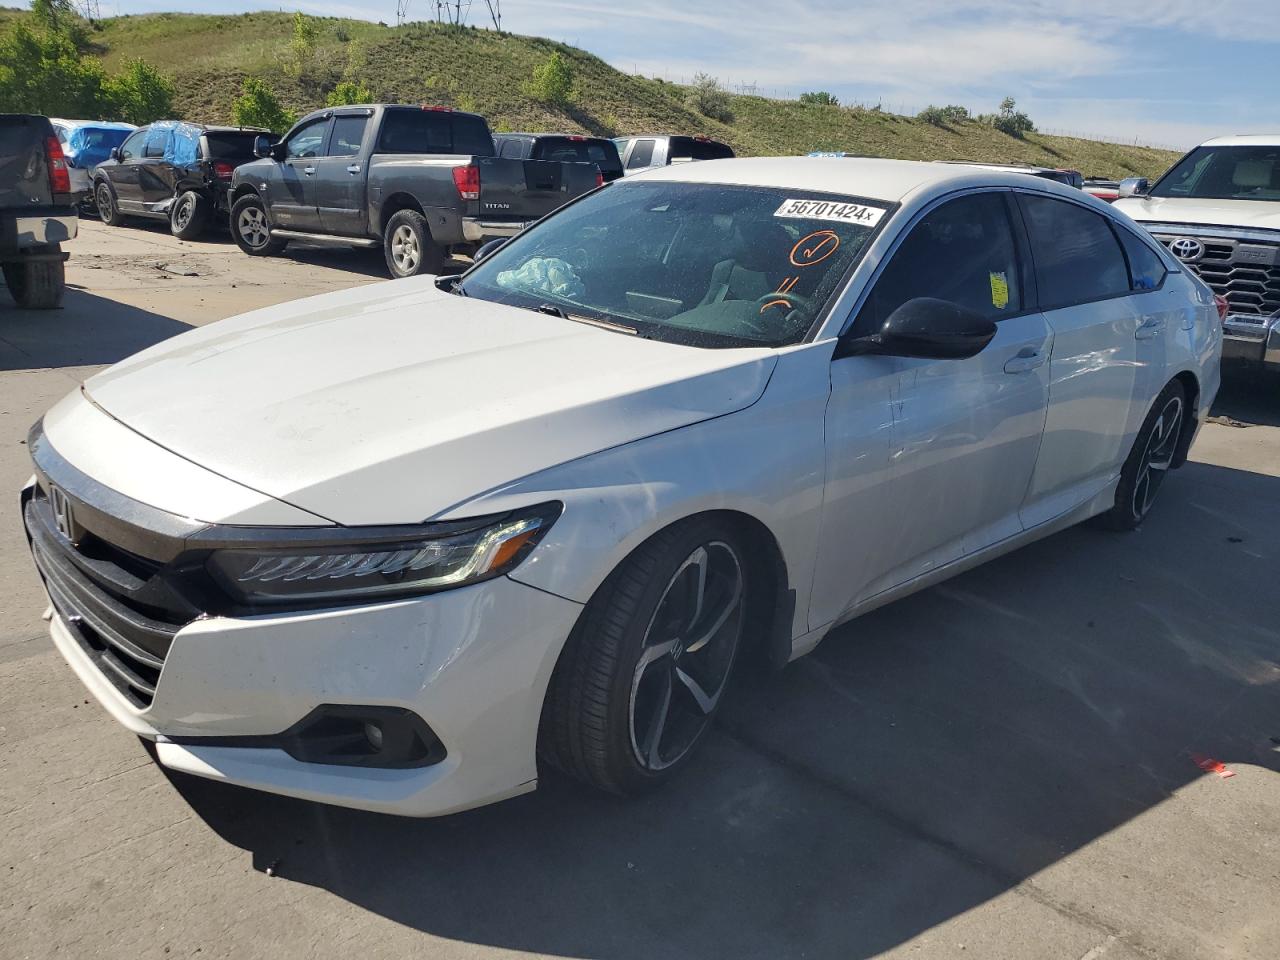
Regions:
[[0, 288, 192, 371], [1211, 366, 1280, 428], [160, 458, 1280, 960]]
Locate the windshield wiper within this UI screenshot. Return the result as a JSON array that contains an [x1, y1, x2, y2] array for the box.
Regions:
[[531, 302, 638, 335], [534, 302, 568, 318]]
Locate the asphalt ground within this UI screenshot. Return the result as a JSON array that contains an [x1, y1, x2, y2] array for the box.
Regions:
[[1, 219, 1277, 960]]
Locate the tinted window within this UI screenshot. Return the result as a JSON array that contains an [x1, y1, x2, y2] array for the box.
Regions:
[[626, 139, 655, 169], [375, 110, 494, 156], [118, 130, 146, 161], [329, 116, 367, 157], [286, 118, 329, 159], [1117, 227, 1168, 292], [205, 131, 276, 160], [1020, 194, 1130, 307], [497, 138, 526, 159], [856, 192, 1022, 334], [670, 137, 734, 161], [531, 137, 622, 173], [142, 127, 170, 159]]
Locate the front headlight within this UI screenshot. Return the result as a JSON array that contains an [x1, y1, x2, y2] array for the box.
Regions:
[[206, 502, 561, 606]]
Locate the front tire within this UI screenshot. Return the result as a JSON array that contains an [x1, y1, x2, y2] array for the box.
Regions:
[[231, 194, 287, 256], [94, 180, 126, 227], [170, 190, 210, 240], [1097, 380, 1187, 530], [3, 252, 66, 309], [540, 518, 750, 795], [383, 209, 443, 278]]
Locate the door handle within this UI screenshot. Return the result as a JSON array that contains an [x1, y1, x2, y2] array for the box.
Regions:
[[1135, 317, 1165, 340], [303, 166, 316, 176], [346, 164, 361, 174], [1003, 348, 1047, 374]]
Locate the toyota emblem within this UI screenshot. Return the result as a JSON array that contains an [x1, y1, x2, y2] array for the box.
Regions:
[[1169, 237, 1204, 261]]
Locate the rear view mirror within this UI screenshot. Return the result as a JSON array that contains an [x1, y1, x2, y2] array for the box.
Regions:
[[1117, 177, 1149, 199], [474, 238, 507, 263], [253, 135, 272, 159], [838, 298, 996, 360]]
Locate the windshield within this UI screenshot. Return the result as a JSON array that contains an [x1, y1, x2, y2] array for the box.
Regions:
[[458, 181, 889, 348], [1150, 145, 1280, 201]]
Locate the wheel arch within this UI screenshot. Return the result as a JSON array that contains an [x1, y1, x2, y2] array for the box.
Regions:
[[230, 183, 262, 203], [378, 193, 428, 237], [1168, 369, 1200, 468]]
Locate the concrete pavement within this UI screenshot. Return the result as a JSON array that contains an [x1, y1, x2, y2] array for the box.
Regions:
[[1, 220, 1277, 960]]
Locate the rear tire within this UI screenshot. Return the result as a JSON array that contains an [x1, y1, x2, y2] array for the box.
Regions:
[[231, 194, 287, 256], [383, 209, 443, 278], [170, 190, 210, 240], [539, 517, 750, 796], [3, 253, 66, 309], [1096, 380, 1187, 530], [94, 180, 126, 227]]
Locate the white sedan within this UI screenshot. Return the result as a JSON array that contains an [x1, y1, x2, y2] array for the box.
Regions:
[[23, 158, 1221, 816]]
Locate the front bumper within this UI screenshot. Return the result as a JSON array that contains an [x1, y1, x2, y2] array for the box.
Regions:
[[1221, 314, 1280, 371], [43, 569, 581, 817]]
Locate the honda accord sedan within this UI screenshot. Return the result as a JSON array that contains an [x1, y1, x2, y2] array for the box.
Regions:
[[23, 158, 1221, 816]]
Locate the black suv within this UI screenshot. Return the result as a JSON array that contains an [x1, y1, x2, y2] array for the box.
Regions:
[[493, 133, 624, 182], [93, 121, 278, 239]]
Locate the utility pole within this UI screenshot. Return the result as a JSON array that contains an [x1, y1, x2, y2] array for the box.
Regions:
[[396, 0, 410, 25], [483, 0, 500, 30]]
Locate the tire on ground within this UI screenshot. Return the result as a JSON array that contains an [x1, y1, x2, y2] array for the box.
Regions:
[[383, 209, 444, 278], [3, 253, 66, 309], [169, 190, 210, 240], [230, 193, 288, 257], [1095, 378, 1188, 531], [94, 180, 127, 227], [539, 516, 754, 796]]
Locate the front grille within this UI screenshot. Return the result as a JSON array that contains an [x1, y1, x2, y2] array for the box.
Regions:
[[24, 489, 193, 708], [1155, 234, 1280, 319]]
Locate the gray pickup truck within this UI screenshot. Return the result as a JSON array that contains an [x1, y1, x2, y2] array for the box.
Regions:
[[1, 114, 77, 309], [229, 105, 603, 278]]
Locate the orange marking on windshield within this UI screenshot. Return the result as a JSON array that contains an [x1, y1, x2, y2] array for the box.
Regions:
[[790, 230, 840, 267], [759, 298, 791, 314], [777, 276, 799, 294]]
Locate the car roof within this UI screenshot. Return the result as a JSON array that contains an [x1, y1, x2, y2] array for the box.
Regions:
[[498, 132, 611, 141], [629, 156, 1081, 204], [49, 118, 136, 131], [1200, 134, 1280, 147]]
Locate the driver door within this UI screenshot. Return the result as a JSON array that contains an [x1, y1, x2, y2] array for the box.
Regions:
[[268, 116, 330, 230], [810, 190, 1053, 627]]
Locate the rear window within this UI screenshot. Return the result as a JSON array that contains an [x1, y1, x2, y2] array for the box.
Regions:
[[532, 137, 622, 173], [375, 110, 494, 156], [670, 137, 734, 161], [204, 132, 274, 160]]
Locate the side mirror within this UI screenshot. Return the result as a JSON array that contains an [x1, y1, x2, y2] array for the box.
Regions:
[[1117, 177, 1149, 199], [474, 238, 507, 263], [838, 298, 997, 360], [109, 146, 121, 162], [253, 135, 272, 159]]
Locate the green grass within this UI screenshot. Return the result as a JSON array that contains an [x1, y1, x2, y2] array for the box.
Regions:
[[1, 8, 1179, 179]]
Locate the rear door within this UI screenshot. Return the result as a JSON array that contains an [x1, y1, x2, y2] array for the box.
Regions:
[[137, 126, 176, 206], [314, 111, 371, 236], [270, 115, 330, 230], [1015, 191, 1167, 527]]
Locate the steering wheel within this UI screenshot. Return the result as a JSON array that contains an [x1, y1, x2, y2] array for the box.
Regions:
[[734, 291, 811, 338]]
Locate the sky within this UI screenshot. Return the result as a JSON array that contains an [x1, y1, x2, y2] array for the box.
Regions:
[[100, 0, 1280, 149]]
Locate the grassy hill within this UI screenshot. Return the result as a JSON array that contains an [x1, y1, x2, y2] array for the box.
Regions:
[[0, 9, 1178, 180]]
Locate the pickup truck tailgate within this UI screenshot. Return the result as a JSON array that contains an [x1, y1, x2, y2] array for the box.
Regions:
[[0, 115, 52, 209], [475, 155, 597, 224]]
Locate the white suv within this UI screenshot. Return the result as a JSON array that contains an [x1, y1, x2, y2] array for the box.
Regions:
[[1114, 135, 1280, 373]]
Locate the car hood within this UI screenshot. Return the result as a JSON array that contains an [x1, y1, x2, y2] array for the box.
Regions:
[[84, 278, 777, 525], [1113, 196, 1280, 233]]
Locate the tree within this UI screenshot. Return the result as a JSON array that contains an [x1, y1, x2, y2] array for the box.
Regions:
[[104, 58, 175, 124], [287, 12, 318, 77], [917, 104, 970, 127], [525, 50, 574, 106], [0, 21, 105, 116], [685, 73, 732, 123], [978, 96, 1035, 138], [799, 91, 839, 107], [231, 77, 296, 133], [325, 79, 374, 107]]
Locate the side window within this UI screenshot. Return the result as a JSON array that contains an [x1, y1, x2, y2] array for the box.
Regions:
[[626, 139, 656, 170], [142, 128, 170, 159], [856, 192, 1023, 334], [1019, 194, 1130, 307], [1116, 227, 1168, 292], [329, 116, 368, 157], [117, 130, 146, 161], [498, 139, 524, 159], [285, 118, 330, 159]]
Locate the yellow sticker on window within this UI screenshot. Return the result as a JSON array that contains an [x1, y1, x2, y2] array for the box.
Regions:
[[990, 271, 1010, 310]]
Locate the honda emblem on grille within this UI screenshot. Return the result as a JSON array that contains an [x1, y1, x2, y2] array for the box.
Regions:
[[49, 485, 77, 543], [1169, 237, 1204, 262]]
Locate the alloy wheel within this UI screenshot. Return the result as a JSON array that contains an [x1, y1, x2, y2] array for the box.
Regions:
[[391, 225, 420, 274], [628, 541, 744, 772], [1133, 394, 1183, 520], [238, 206, 269, 248], [95, 184, 112, 221]]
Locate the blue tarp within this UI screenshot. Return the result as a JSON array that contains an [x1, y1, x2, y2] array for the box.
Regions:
[[63, 121, 136, 170]]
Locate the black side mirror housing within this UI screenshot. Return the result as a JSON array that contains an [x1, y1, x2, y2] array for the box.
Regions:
[[1117, 177, 1150, 199], [109, 146, 121, 162], [253, 135, 273, 159], [474, 238, 507, 263], [837, 298, 997, 360]]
